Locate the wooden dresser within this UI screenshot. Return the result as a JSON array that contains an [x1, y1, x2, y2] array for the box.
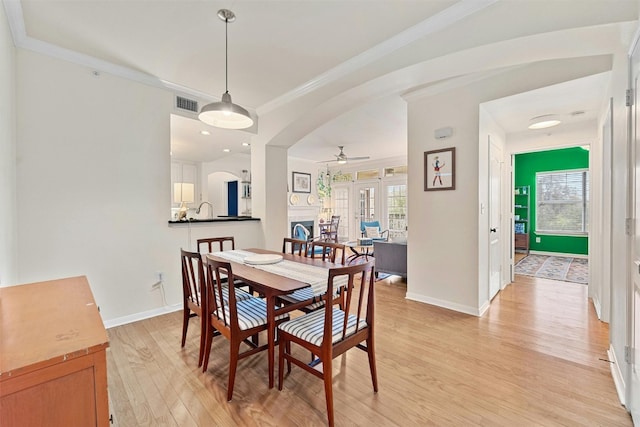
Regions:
[[0, 276, 110, 426]]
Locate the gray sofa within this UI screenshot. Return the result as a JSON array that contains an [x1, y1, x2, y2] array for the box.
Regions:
[[373, 240, 407, 277]]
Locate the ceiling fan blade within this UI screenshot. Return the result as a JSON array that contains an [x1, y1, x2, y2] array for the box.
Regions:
[[316, 159, 337, 163], [347, 156, 370, 161]]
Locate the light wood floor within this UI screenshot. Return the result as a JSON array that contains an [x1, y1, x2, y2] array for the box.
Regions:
[[106, 274, 632, 426]]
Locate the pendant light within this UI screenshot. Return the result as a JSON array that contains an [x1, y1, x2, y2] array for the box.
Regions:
[[199, 9, 254, 130]]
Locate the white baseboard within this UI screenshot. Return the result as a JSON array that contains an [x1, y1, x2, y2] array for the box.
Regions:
[[529, 250, 588, 259], [103, 303, 182, 329], [592, 295, 602, 320], [405, 292, 485, 316], [608, 344, 626, 407]]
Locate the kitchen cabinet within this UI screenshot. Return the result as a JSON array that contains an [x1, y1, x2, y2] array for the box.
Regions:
[[171, 160, 199, 214]]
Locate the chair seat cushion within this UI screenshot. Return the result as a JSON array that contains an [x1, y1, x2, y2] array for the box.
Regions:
[[215, 296, 288, 330], [278, 307, 367, 346], [286, 286, 326, 310], [192, 285, 252, 305]]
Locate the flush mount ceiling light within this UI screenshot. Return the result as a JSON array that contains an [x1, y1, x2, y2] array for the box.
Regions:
[[528, 114, 561, 130], [199, 9, 254, 130]]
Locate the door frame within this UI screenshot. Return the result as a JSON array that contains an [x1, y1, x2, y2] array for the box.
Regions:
[[488, 137, 503, 300]]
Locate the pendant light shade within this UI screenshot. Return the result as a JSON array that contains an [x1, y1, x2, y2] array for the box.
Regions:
[[199, 9, 254, 130], [199, 92, 254, 129]]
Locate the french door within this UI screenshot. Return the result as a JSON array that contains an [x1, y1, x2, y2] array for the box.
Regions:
[[353, 181, 380, 240], [332, 185, 350, 241], [382, 179, 407, 239]]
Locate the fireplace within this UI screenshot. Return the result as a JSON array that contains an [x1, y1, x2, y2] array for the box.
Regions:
[[291, 220, 314, 239]]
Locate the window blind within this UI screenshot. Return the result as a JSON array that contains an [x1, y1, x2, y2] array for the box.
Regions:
[[535, 170, 589, 233]]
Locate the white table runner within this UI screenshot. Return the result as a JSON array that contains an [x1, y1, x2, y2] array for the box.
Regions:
[[211, 249, 346, 296]]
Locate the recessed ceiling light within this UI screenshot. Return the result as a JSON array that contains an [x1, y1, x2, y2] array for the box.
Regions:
[[528, 115, 561, 130], [200, 130, 211, 135], [223, 148, 230, 153], [242, 142, 250, 147]]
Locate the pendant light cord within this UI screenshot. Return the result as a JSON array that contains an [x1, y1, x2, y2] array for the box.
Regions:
[[225, 16, 228, 94]]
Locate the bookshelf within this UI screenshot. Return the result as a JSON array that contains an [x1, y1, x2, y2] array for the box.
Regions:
[[514, 185, 530, 253]]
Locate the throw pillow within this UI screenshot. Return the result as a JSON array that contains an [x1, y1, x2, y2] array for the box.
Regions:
[[365, 226, 380, 238]]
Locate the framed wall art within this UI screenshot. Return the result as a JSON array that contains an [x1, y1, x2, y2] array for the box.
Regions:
[[292, 171, 312, 193], [424, 147, 455, 191]]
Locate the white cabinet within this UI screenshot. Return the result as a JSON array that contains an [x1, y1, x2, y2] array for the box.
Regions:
[[171, 160, 199, 212]]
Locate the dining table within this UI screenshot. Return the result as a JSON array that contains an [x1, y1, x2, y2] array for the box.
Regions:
[[206, 247, 341, 389]]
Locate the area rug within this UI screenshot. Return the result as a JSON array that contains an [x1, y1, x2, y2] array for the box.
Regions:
[[514, 254, 588, 284], [375, 272, 392, 281]]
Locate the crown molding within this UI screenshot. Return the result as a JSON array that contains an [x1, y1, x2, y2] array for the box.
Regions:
[[257, 0, 498, 115], [2, 0, 228, 106], [3, 0, 495, 116]]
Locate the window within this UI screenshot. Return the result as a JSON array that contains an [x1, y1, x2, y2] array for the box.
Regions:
[[356, 169, 379, 180], [384, 165, 407, 177], [386, 184, 407, 238], [535, 169, 589, 234]]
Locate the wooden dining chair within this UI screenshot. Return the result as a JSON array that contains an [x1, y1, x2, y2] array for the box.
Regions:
[[197, 236, 236, 253], [198, 236, 258, 296], [202, 256, 288, 401], [320, 215, 340, 242], [180, 249, 252, 367], [277, 261, 378, 427], [277, 240, 345, 314], [282, 237, 308, 256], [180, 249, 207, 366], [309, 240, 346, 265]]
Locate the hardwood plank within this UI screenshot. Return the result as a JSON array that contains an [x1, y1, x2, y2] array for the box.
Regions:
[[106, 274, 632, 426]]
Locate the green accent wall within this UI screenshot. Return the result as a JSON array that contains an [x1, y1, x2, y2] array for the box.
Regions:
[[514, 147, 589, 255]]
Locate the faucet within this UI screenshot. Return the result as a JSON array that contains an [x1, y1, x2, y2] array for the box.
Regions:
[[196, 201, 213, 219]]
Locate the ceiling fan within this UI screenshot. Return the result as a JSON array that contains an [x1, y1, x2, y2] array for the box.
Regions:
[[317, 146, 370, 164]]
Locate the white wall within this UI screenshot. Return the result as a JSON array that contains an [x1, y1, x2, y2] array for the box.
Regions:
[[201, 153, 251, 213], [207, 171, 240, 217], [0, 4, 16, 287], [406, 56, 617, 315], [15, 50, 262, 323]]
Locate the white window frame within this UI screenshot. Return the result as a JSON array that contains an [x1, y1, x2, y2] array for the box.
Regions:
[[535, 168, 589, 236]]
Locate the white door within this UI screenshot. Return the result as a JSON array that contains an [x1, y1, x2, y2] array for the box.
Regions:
[[353, 181, 380, 241], [628, 35, 640, 421], [489, 138, 502, 300], [332, 185, 351, 241], [383, 179, 408, 240]]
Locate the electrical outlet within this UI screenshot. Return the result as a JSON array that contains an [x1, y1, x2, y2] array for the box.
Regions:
[[535, 237, 541, 243]]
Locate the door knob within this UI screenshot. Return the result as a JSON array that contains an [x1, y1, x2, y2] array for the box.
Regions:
[[490, 228, 497, 232]]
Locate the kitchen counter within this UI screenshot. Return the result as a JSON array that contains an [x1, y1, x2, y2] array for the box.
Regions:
[[168, 216, 259, 225]]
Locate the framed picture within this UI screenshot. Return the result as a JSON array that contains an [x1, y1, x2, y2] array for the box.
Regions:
[[424, 147, 455, 191], [292, 171, 311, 193]]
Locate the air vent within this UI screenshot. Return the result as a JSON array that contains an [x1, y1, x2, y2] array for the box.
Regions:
[[176, 96, 198, 113]]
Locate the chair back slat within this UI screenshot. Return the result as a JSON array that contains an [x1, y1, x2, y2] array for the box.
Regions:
[[282, 237, 308, 256], [325, 261, 375, 346], [309, 241, 346, 265], [204, 256, 239, 329], [181, 249, 203, 307], [197, 236, 236, 254]]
